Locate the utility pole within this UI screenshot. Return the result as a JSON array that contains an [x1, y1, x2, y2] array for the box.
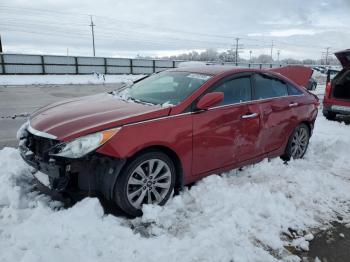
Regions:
[[235, 37, 240, 64], [249, 50, 252, 63], [270, 41, 274, 60], [0, 34, 3, 53], [277, 50, 280, 63], [89, 16, 96, 57], [325, 47, 330, 65]]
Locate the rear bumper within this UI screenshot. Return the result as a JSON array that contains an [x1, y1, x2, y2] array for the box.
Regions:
[[323, 104, 350, 116]]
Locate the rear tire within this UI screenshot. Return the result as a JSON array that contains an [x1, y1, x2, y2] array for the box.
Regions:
[[282, 123, 310, 161], [323, 111, 337, 121], [113, 151, 176, 217]]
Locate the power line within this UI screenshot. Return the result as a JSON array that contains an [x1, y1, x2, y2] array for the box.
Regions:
[[0, 4, 329, 50], [1, 19, 330, 56], [0, 4, 337, 57], [0, 5, 236, 41], [1, 20, 266, 50]]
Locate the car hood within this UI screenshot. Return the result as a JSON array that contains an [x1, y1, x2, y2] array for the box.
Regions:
[[335, 49, 350, 69], [29, 93, 171, 141]]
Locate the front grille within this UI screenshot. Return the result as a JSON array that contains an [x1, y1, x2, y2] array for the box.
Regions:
[[26, 132, 59, 161]]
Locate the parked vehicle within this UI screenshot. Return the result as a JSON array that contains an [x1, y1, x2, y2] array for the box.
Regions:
[[307, 77, 317, 91], [323, 49, 350, 120], [327, 68, 341, 77], [312, 66, 327, 74], [18, 66, 318, 216]]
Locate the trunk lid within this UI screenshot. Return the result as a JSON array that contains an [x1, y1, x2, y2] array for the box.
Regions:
[[269, 65, 313, 88], [335, 49, 350, 69]]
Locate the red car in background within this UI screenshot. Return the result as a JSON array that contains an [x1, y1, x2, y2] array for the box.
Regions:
[[323, 49, 350, 120], [18, 66, 318, 216]]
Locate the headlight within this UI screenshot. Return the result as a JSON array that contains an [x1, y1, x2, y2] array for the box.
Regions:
[[51, 128, 121, 158]]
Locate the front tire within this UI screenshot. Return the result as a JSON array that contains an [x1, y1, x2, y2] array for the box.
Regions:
[[113, 151, 176, 217], [283, 124, 310, 161]]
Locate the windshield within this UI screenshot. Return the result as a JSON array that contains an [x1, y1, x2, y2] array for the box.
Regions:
[[124, 71, 212, 105]]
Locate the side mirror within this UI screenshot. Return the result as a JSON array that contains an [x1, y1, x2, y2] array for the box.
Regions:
[[196, 92, 224, 110]]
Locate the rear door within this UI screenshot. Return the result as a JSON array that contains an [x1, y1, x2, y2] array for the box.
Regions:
[[192, 73, 262, 176], [252, 73, 299, 153]]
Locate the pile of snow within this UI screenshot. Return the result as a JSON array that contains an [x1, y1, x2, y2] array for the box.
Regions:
[[1, 114, 350, 261], [0, 74, 144, 86]]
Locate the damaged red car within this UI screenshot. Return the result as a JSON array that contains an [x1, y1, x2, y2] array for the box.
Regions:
[[18, 66, 319, 216]]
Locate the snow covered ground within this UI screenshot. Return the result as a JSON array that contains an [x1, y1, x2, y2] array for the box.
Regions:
[[0, 113, 350, 262], [0, 74, 143, 86]]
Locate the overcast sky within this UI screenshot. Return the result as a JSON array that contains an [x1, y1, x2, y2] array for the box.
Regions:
[[1, 0, 349, 60]]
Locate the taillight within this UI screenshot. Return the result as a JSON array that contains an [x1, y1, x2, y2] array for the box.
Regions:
[[324, 81, 332, 99]]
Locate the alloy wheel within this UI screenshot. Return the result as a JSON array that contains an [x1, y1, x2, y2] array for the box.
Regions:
[[126, 159, 172, 209], [290, 127, 309, 159]]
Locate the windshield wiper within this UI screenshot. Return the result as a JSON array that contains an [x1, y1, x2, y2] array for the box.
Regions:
[[118, 82, 133, 91], [128, 96, 156, 106]]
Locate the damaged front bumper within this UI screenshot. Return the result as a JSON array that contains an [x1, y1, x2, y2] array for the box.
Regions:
[[19, 131, 126, 202]]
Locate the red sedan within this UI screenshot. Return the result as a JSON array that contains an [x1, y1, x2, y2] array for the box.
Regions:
[[19, 66, 318, 216]]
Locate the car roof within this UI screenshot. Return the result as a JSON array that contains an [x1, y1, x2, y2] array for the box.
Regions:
[[169, 65, 314, 88], [168, 65, 254, 76]]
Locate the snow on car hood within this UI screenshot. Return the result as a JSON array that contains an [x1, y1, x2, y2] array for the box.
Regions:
[[29, 93, 171, 141]]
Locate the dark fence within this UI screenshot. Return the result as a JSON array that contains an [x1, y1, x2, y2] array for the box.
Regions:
[[0, 53, 285, 75], [0, 54, 182, 75]]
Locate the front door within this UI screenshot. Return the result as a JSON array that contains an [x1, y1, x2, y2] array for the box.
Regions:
[[192, 74, 262, 176]]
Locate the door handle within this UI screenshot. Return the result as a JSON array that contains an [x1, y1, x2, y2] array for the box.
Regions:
[[289, 102, 298, 107], [241, 112, 258, 119]]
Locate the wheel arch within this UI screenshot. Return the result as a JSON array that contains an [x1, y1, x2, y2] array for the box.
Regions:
[[280, 120, 313, 161], [301, 115, 318, 137], [301, 121, 312, 134]]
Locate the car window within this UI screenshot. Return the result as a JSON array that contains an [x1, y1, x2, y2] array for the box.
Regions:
[[287, 84, 303, 95], [127, 71, 211, 105], [143, 76, 177, 93], [213, 77, 252, 106], [254, 74, 288, 100]]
